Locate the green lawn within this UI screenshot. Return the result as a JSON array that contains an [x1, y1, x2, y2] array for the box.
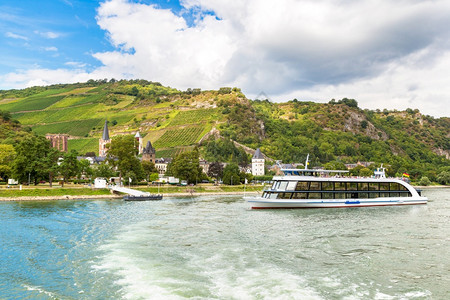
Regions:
[[0, 188, 111, 197]]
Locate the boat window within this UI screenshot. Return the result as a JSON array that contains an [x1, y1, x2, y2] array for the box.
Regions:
[[292, 192, 307, 199], [295, 181, 309, 191], [369, 183, 379, 191], [358, 182, 369, 191], [380, 192, 390, 198], [368, 192, 378, 198], [308, 192, 321, 199], [279, 193, 292, 199], [322, 192, 333, 199], [335, 182, 346, 191], [346, 192, 358, 199], [309, 182, 321, 191], [278, 181, 288, 191], [347, 182, 358, 191], [271, 181, 277, 189], [334, 192, 345, 199], [390, 183, 400, 191], [322, 182, 334, 191], [287, 181, 297, 191], [390, 192, 399, 197], [359, 192, 368, 199], [380, 183, 390, 191], [269, 193, 278, 199]]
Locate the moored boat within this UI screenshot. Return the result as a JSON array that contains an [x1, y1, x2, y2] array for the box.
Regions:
[[123, 194, 163, 201], [247, 158, 427, 209]]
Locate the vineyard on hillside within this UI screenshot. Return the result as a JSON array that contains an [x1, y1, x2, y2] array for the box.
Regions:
[[68, 138, 99, 154], [153, 126, 205, 148], [156, 146, 194, 158], [32, 119, 103, 137], [0, 95, 66, 112], [169, 109, 218, 126]]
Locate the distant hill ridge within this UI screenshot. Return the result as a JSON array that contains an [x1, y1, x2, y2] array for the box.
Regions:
[[0, 80, 448, 178]]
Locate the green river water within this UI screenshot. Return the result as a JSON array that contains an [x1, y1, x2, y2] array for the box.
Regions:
[[0, 188, 448, 299]]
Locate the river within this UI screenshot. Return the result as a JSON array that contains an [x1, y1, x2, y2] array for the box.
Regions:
[[0, 188, 448, 299]]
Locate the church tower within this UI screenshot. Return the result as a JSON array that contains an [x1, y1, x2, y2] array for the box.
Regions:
[[142, 141, 156, 163], [135, 132, 143, 154], [99, 120, 110, 157], [252, 148, 265, 176]]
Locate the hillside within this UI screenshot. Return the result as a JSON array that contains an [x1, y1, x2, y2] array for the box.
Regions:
[[0, 80, 449, 179], [0, 110, 32, 144]]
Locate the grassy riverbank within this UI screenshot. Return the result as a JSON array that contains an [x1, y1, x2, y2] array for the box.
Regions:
[[0, 184, 264, 200]]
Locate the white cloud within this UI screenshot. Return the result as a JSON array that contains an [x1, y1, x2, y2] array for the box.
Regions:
[[34, 31, 61, 39], [5, 32, 28, 40], [0, 68, 92, 89], [65, 61, 87, 68], [44, 46, 58, 52], [2, 0, 450, 117]]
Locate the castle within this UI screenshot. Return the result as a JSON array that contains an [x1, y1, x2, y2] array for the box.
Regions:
[[46, 134, 69, 152]]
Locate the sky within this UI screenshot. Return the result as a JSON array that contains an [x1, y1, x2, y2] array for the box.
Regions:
[[1, 0, 450, 117]]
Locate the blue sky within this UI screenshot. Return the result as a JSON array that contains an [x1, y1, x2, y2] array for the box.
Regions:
[[1, 0, 450, 117]]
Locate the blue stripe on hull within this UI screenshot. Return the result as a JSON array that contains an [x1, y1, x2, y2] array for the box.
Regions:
[[248, 198, 427, 209]]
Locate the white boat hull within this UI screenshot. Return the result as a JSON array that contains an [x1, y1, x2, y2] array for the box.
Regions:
[[247, 196, 428, 209]]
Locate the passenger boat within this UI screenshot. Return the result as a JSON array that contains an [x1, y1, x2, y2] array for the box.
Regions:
[[247, 157, 427, 209]]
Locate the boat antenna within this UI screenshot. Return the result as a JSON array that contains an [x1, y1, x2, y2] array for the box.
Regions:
[[305, 154, 309, 170]]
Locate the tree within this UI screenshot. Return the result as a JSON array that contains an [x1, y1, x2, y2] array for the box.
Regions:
[[419, 176, 431, 186], [169, 148, 202, 184], [436, 171, 450, 185], [349, 165, 364, 176], [107, 135, 144, 182], [0, 144, 15, 181], [207, 161, 223, 180], [44, 147, 60, 187], [12, 135, 54, 184], [323, 161, 347, 171], [222, 163, 241, 185], [78, 159, 93, 181], [142, 160, 158, 183], [93, 163, 115, 179], [59, 150, 80, 186], [359, 167, 373, 177], [142, 161, 157, 176]]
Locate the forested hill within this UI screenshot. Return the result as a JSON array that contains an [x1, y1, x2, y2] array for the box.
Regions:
[[0, 79, 449, 180]]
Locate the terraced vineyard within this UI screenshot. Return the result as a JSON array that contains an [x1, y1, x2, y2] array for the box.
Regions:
[[0, 81, 243, 156], [153, 126, 205, 148], [156, 146, 194, 158], [0, 95, 66, 112], [31, 119, 103, 137], [68, 138, 99, 154], [169, 109, 218, 126]]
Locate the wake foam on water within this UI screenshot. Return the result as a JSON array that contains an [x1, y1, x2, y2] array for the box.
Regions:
[[93, 221, 323, 299], [23, 284, 59, 299]]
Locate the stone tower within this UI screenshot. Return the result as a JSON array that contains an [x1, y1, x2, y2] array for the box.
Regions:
[[142, 141, 156, 163], [99, 120, 110, 157], [135, 132, 143, 154], [252, 148, 265, 176]]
